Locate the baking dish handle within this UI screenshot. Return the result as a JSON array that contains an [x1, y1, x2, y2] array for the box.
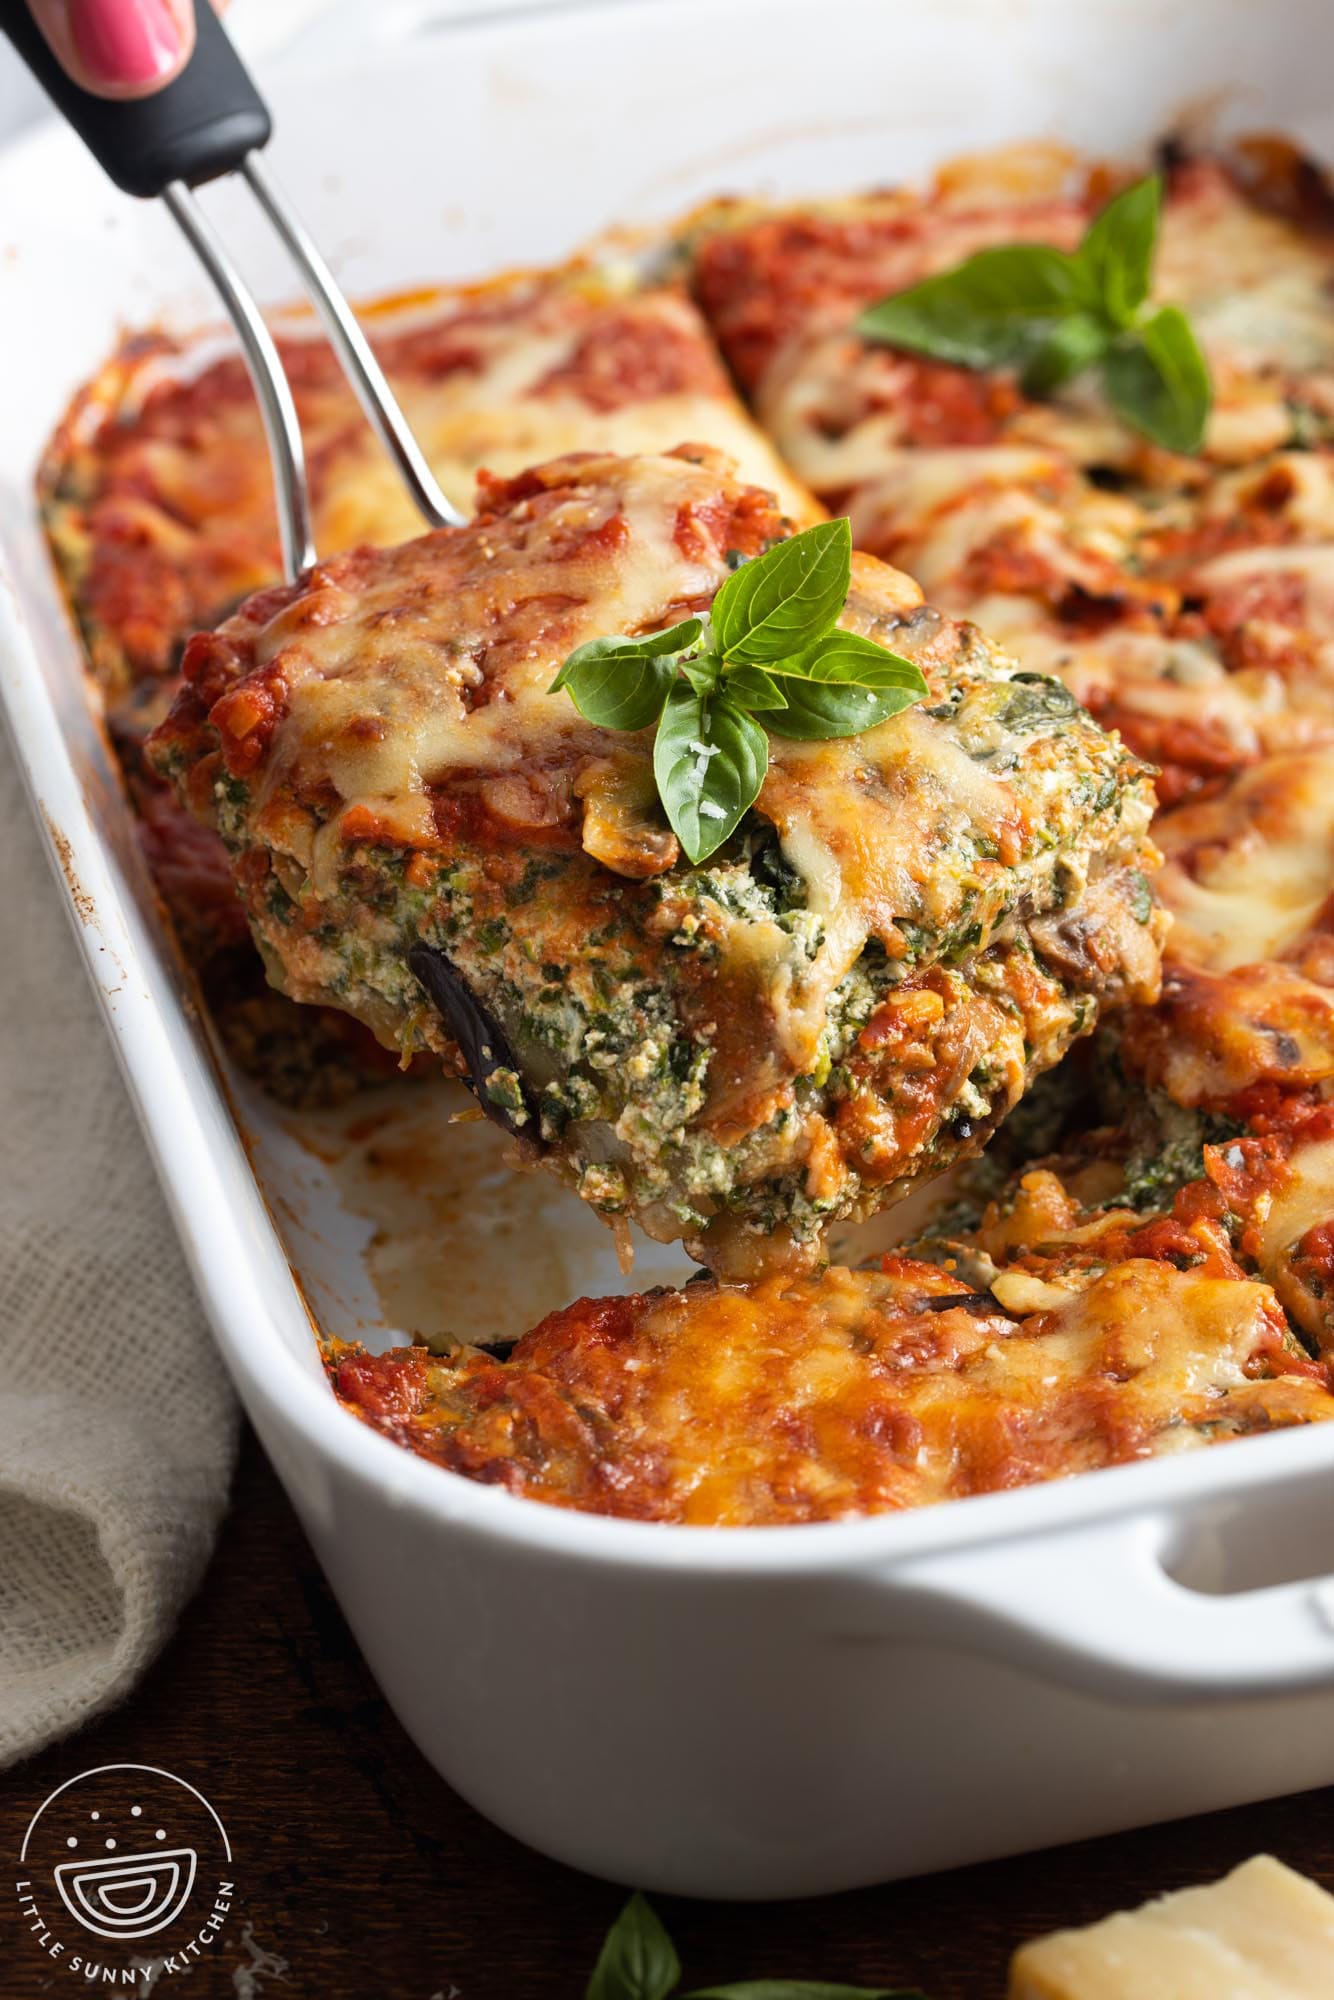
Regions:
[[864, 1510, 1334, 1701]]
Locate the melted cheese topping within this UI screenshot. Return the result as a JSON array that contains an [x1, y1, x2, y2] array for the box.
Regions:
[[1124, 957, 1334, 1108], [209, 453, 1129, 940], [1155, 750, 1334, 971], [327, 1253, 1333, 1525], [761, 701, 1011, 922], [698, 156, 1334, 577], [1156, 175, 1334, 376], [690, 151, 1334, 867], [1020, 621, 1282, 755], [1199, 450, 1334, 540], [1256, 1136, 1334, 1266], [1194, 542, 1334, 637], [327, 380, 818, 553], [265, 455, 731, 805]]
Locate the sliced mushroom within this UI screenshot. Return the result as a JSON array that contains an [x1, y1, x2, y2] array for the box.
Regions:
[[575, 755, 678, 879]]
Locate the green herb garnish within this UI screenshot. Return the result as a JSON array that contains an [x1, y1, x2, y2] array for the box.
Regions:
[[585, 1894, 929, 2000], [587, 1893, 681, 2000], [857, 174, 1211, 454], [551, 518, 928, 864]]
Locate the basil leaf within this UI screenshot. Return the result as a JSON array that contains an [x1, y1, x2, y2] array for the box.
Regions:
[[552, 616, 704, 696], [1020, 310, 1111, 395], [587, 1894, 681, 2000], [654, 683, 768, 864], [775, 629, 928, 691], [855, 175, 1211, 457], [724, 663, 789, 711], [551, 619, 703, 732], [711, 519, 852, 664], [555, 652, 675, 733], [681, 651, 723, 697], [768, 681, 922, 740], [857, 244, 1081, 369], [1103, 305, 1211, 453], [688, 1984, 929, 1998], [1078, 173, 1160, 327], [766, 630, 927, 741], [551, 617, 702, 691]]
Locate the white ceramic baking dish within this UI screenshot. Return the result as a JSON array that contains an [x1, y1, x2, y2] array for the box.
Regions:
[[7, 0, 1334, 1902]]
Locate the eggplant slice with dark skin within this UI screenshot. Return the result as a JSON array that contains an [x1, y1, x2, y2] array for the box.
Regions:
[[409, 943, 541, 1144]]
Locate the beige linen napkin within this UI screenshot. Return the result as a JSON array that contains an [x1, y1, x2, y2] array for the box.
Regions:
[[0, 725, 238, 1767]]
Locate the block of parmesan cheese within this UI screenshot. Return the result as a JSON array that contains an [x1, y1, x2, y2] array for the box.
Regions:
[[1009, 1855, 1334, 1999]]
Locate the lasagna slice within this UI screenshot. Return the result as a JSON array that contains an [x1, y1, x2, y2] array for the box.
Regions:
[[149, 446, 1162, 1278]]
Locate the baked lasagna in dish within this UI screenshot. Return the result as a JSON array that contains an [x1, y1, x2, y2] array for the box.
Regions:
[[147, 446, 1160, 1277], [42, 139, 1334, 1522]]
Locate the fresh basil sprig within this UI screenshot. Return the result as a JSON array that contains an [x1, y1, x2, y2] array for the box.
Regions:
[[551, 518, 928, 865], [585, 1894, 929, 2000], [857, 174, 1211, 454]]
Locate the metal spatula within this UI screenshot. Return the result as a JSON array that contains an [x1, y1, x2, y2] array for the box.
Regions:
[[2, 0, 466, 580]]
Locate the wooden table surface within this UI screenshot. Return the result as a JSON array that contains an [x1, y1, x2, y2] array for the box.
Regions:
[[4, 1426, 1333, 2000]]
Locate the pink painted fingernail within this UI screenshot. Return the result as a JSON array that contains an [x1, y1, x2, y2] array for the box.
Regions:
[[70, 0, 185, 90]]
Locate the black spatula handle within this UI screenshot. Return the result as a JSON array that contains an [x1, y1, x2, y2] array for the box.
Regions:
[[1, 0, 270, 197]]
